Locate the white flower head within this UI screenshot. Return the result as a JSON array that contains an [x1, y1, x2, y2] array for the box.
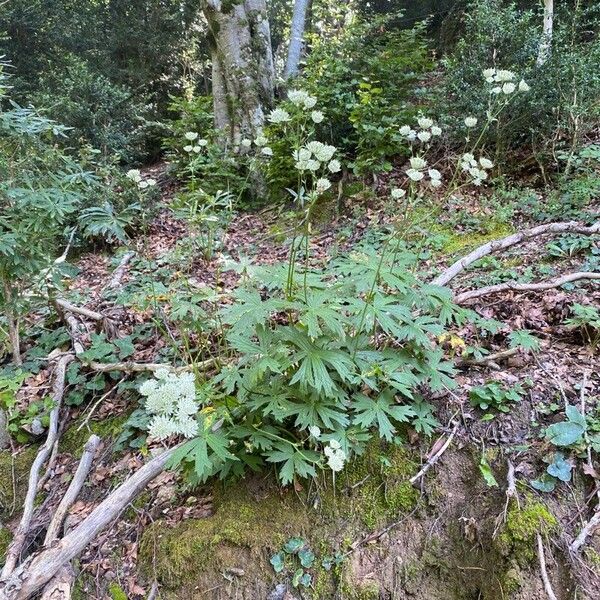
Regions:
[[197, 139, 208, 147], [261, 146, 273, 156], [399, 125, 412, 136], [126, 169, 142, 182], [518, 79, 530, 92], [316, 178, 332, 193], [479, 157, 494, 170], [324, 440, 346, 472], [294, 147, 311, 162], [417, 131, 432, 143], [306, 159, 321, 171], [431, 125, 442, 136], [254, 135, 268, 147], [267, 108, 291, 124], [241, 138, 252, 148], [311, 110, 324, 124], [177, 416, 199, 439], [148, 415, 176, 441], [192, 146, 201, 153], [409, 156, 427, 170], [502, 82, 516, 95], [139, 379, 158, 397], [428, 168, 442, 181], [303, 95, 317, 109], [328, 159, 341, 173], [146, 178, 157, 186], [495, 69, 515, 82], [464, 117, 478, 128], [406, 168, 425, 182], [430, 178, 443, 188], [417, 116, 434, 129], [184, 132, 198, 141], [138, 181, 149, 189], [308, 425, 321, 439], [491, 86, 502, 95], [482, 68, 496, 80], [391, 188, 406, 199], [183, 145, 193, 153]]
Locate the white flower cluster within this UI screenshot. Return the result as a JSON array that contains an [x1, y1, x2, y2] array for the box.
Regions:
[[405, 156, 442, 188], [482, 68, 530, 95], [390, 187, 406, 200], [399, 116, 442, 144], [324, 439, 346, 472], [183, 132, 209, 153], [460, 153, 494, 186], [293, 141, 338, 173], [287, 89, 317, 109], [126, 169, 156, 190], [139, 369, 199, 441]]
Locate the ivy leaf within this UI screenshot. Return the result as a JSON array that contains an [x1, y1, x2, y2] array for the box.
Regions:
[[292, 568, 304, 587], [298, 548, 315, 568], [546, 452, 572, 482], [269, 552, 285, 573], [546, 421, 584, 446], [531, 473, 556, 492], [283, 537, 305, 554]]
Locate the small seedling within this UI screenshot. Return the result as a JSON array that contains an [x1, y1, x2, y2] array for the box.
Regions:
[[469, 381, 524, 420]]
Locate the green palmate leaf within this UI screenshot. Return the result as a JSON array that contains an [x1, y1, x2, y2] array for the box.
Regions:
[[266, 442, 321, 485], [297, 290, 347, 340], [508, 330, 540, 351], [352, 389, 414, 441]]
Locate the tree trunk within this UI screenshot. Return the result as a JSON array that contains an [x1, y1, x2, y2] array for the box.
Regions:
[[202, 0, 275, 146], [284, 0, 311, 79], [536, 0, 553, 66]]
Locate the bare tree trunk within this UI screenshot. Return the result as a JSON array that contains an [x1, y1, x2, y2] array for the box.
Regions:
[[202, 0, 275, 146], [536, 0, 554, 66], [0, 409, 9, 450], [284, 0, 311, 79]]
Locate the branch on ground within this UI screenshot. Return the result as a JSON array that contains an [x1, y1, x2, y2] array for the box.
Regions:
[[432, 220, 599, 287]]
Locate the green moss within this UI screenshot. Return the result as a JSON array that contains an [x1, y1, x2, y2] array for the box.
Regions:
[[438, 222, 514, 255], [0, 525, 12, 564], [0, 446, 37, 519], [498, 498, 557, 562], [138, 482, 316, 591], [108, 582, 128, 600], [323, 441, 418, 529], [60, 413, 129, 456], [584, 547, 600, 569]]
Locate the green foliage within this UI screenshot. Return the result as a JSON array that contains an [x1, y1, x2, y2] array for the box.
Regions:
[[440, 0, 600, 166], [79, 202, 142, 244], [469, 381, 524, 418], [564, 303, 600, 347], [270, 537, 316, 588], [302, 12, 434, 175], [545, 404, 587, 447]]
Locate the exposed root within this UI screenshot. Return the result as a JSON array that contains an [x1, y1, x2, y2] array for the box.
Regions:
[[536, 533, 558, 600], [409, 420, 459, 486]]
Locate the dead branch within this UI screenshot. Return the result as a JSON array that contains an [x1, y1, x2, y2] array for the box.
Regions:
[[39, 565, 74, 600], [454, 272, 600, 304], [105, 251, 135, 291], [0, 354, 74, 579], [54, 299, 103, 323], [410, 421, 459, 486], [456, 347, 520, 369], [569, 507, 600, 554], [537, 533, 558, 600], [44, 435, 101, 545], [86, 358, 216, 373], [0, 445, 179, 600], [432, 220, 599, 287]]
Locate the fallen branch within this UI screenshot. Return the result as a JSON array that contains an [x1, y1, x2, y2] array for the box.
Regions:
[[454, 272, 600, 304], [456, 347, 520, 369], [44, 435, 101, 545], [432, 220, 599, 287], [1, 354, 74, 579], [54, 299, 103, 323], [569, 507, 600, 555], [105, 251, 135, 291], [410, 421, 459, 486], [0, 445, 179, 600], [86, 358, 216, 374], [536, 533, 558, 600], [39, 565, 74, 600]]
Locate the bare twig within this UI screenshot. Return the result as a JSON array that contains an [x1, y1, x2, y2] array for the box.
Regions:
[[105, 251, 135, 291], [456, 347, 520, 368], [86, 358, 216, 374], [537, 533, 559, 600], [570, 507, 600, 554], [0, 445, 180, 600], [44, 435, 101, 545], [432, 220, 599, 287], [0, 355, 74, 579], [410, 420, 460, 486], [454, 272, 600, 304]]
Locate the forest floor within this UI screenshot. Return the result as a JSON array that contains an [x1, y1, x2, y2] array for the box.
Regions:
[[1, 164, 599, 600]]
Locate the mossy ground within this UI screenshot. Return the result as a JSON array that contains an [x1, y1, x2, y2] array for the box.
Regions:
[[139, 441, 419, 599], [0, 525, 12, 565], [0, 446, 37, 520], [59, 413, 130, 456]]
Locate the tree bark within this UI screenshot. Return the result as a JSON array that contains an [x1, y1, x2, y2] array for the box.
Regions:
[[536, 0, 554, 66], [202, 0, 275, 145], [284, 0, 311, 79]]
